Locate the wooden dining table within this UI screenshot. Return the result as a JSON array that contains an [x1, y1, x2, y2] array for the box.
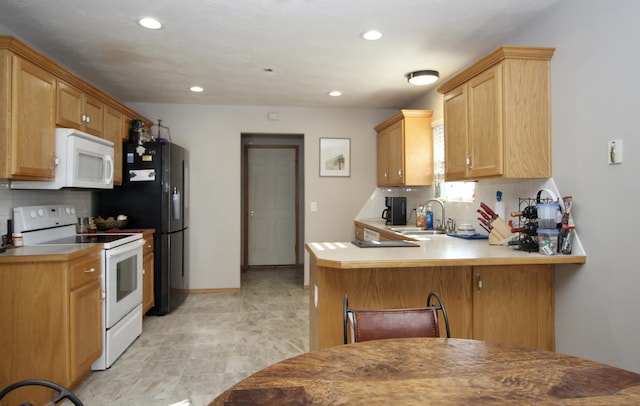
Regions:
[[209, 338, 640, 405]]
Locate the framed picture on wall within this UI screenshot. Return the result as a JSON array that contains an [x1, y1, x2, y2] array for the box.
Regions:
[[319, 138, 350, 177]]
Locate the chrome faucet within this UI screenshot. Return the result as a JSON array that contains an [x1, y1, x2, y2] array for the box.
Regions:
[[425, 198, 445, 231]]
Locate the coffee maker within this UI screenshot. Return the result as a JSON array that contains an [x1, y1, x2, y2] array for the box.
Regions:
[[382, 196, 407, 225]]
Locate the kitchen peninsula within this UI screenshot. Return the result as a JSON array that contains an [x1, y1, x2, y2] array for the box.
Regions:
[[306, 231, 586, 352]]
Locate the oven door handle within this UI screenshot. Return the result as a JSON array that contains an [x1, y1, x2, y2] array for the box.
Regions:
[[105, 239, 145, 258]]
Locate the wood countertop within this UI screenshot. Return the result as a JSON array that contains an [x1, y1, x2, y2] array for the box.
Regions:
[[307, 219, 586, 269], [210, 338, 640, 405]]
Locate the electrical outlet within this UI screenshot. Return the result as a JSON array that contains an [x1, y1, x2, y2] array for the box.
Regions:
[[310, 201, 318, 212], [608, 139, 623, 164]]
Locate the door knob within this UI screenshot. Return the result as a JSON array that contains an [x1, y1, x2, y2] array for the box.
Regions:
[[249, 210, 255, 216]]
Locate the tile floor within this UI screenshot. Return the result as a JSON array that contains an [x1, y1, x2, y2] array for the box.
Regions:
[[72, 267, 309, 406]]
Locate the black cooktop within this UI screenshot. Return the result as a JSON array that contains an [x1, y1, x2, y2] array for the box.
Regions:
[[42, 234, 134, 244]]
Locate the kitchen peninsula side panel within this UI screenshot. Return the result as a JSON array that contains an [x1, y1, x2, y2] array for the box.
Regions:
[[308, 253, 556, 351]]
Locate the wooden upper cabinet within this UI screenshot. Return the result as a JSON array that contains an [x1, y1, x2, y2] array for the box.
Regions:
[[438, 46, 555, 180], [57, 80, 104, 136], [467, 65, 504, 178], [1, 36, 151, 182], [442, 84, 468, 180], [122, 114, 134, 141], [104, 106, 124, 185], [376, 128, 390, 185], [387, 120, 405, 185], [0, 51, 56, 180], [375, 109, 433, 187]]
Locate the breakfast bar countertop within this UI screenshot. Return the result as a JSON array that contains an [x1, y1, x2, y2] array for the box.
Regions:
[[307, 219, 586, 269]]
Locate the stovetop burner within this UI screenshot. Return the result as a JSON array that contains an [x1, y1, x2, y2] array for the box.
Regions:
[[42, 234, 138, 245]]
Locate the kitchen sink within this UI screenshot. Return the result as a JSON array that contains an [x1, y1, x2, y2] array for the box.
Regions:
[[387, 227, 447, 235], [400, 230, 447, 236]]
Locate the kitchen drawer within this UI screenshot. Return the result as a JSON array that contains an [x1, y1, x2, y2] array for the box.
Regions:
[[69, 251, 101, 289]]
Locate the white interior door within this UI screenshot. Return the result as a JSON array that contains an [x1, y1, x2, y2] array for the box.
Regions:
[[248, 147, 296, 265]]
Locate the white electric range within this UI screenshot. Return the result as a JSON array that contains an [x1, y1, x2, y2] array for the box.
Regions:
[[13, 204, 145, 370]]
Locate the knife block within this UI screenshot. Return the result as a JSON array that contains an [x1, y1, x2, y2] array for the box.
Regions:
[[488, 217, 513, 245]]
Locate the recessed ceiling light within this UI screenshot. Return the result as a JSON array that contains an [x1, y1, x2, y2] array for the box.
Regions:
[[360, 30, 383, 41], [190, 86, 204, 93], [137, 17, 162, 30], [328, 91, 342, 97]]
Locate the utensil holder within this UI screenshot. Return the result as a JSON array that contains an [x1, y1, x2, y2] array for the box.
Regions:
[[488, 217, 512, 245]]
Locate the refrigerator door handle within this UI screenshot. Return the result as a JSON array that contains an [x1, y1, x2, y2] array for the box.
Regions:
[[172, 187, 181, 220]]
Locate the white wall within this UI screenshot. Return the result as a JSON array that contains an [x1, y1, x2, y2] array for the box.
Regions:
[[414, 0, 640, 373], [529, 0, 640, 373], [127, 104, 394, 290]]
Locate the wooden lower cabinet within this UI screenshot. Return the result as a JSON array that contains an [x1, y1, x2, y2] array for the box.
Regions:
[[473, 264, 554, 351], [0, 249, 102, 405], [142, 231, 155, 314], [69, 278, 102, 380], [309, 259, 554, 351]]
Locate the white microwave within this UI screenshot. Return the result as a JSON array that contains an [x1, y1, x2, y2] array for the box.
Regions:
[[11, 128, 114, 190]]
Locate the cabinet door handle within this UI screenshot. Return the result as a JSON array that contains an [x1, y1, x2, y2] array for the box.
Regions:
[[466, 155, 472, 169], [84, 267, 96, 273], [477, 272, 483, 291], [398, 169, 403, 178]]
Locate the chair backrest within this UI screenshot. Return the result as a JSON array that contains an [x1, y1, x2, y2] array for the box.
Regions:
[[343, 292, 451, 344]]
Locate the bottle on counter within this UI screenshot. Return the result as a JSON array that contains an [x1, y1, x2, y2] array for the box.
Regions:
[[416, 204, 426, 227], [12, 233, 23, 247], [426, 204, 433, 229]]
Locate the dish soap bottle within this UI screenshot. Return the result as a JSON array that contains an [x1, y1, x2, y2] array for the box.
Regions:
[[426, 204, 433, 229], [495, 191, 506, 219]]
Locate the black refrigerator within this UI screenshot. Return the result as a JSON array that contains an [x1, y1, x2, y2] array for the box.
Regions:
[[98, 141, 189, 315]]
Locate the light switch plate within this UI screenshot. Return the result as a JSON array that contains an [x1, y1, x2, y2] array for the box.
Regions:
[[608, 139, 623, 164]]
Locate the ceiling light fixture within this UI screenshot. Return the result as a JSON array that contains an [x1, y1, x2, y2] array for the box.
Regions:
[[406, 70, 439, 86], [328, 91, 342, 97], [360, 30, 383, 41], [137, 17, 163, 30], [190, 86, 204, 93]]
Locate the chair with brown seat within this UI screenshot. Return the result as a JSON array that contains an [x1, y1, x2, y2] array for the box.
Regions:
[[343, 292, 451, 344]]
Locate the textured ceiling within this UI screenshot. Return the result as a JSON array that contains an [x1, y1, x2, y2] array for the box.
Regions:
[[0, 0, 562, 109]]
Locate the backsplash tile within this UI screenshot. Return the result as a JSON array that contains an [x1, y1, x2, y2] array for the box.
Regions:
[[355, 178, 564, 233], [0, 180, 93, 235]]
